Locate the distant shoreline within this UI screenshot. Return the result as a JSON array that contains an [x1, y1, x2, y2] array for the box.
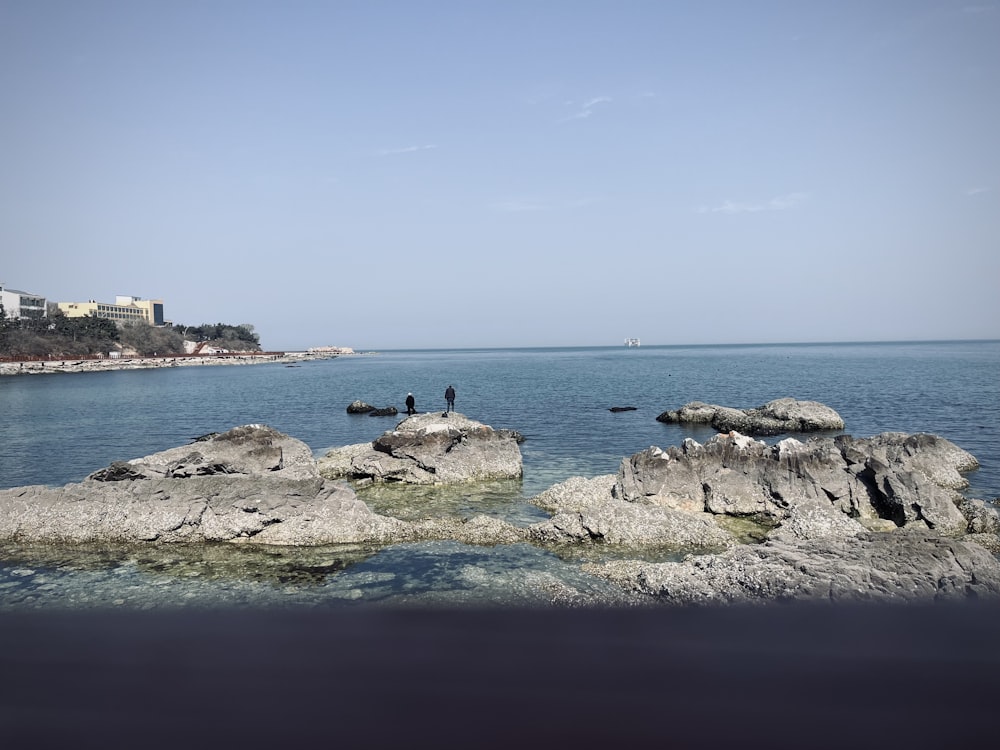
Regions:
[[0, 351, 345, 376]]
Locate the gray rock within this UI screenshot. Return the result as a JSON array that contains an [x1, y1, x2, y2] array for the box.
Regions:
[[531, 475, 619, 514], [613, 430, 973, 536], [965, 532, 1000, 554], [766, 499, 868, 543], [958, 498, 1000, 535], [585, 531, 1000, 605], [528, 474, 736, 550], [495, 429, 526, 444], [316, 442, 374, 480], [346, 400, 375, 414], [3, 421, 995, 609], [319, 412, 523, 485], [837, 432, 979, 489], [0, 475, 411, 545], [835, 433, 972, 534], [657, 397, 845, 435], [89, 423, 318, 482], [0, 425, 408, 545], [528, 502, 735, 549], [752, 397, 846, 432]]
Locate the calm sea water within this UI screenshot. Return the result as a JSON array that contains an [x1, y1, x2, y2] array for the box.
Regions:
[[1, 341, 998, 608]]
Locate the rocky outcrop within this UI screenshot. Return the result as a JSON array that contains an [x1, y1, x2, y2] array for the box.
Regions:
[[0, 425, 408, 545], [613, 431, 974, 536], [88, 423, 319, 482], [319, 412, 523, 485], [656, 398, 845, 435], [560, 429, 999, 604], [2, 420, 996, 606], [0, 475, 409, 545], [0, 422, 534, 548], [585, 531, 1000, 605], [522, 429, 983, 554]]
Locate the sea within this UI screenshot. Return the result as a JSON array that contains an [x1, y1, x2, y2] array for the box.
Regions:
[[1, 340, 998, 609]]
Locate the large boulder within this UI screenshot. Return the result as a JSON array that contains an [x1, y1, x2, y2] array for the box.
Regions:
[[657, 398, 845, 435], [318, 412, 523, 485]]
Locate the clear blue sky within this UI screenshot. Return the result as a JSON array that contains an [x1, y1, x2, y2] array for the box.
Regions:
[[2, 1, 997, 350]]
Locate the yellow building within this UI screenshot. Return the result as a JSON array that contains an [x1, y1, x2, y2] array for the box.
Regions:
[[58, 296, 165, 326]]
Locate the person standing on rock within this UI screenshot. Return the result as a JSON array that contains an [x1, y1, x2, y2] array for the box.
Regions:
[[405, 392, 416, 415], [444, 385, 456, 413]]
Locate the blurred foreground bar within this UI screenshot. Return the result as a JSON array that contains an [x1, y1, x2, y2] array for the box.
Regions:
[[2, 602, 998, 748]]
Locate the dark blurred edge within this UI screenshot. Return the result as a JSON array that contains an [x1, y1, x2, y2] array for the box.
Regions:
[[2, 602, 998, 749]]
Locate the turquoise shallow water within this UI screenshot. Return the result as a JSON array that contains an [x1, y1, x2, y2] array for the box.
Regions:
[[1, 340, 998, 607]]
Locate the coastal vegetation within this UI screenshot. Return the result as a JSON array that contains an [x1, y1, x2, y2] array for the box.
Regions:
[[0, 303, 261, 358]]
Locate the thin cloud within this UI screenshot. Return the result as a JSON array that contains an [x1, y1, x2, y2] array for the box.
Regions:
[[560, 96, 612, 122], [966, 186, 990, 196], [582, 96, 612, 109], [377, 144, 438, 156], [698, 192, 809, 214]]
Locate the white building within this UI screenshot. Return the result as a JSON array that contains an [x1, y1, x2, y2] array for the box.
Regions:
[[0, 283, 47, 320]]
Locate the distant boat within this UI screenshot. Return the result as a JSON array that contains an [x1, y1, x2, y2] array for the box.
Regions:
[[624, 338, 640, 347]]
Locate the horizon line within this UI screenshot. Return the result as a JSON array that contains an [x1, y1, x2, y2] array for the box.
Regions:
[[310, 338, 1000, 353]]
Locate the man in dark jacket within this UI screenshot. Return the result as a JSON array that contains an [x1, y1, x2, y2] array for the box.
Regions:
[[444, 385, 455, 413], [405, 393, 416, 415]]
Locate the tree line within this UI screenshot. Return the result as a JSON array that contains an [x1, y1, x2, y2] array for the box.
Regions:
[[0, 303, 262, 359]]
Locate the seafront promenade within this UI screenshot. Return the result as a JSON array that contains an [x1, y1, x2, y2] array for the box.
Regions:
[[0, 350, 341, 376]]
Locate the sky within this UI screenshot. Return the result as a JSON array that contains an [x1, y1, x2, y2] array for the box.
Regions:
[[1, 1, 998, 350]]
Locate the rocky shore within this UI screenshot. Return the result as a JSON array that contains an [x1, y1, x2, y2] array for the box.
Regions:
[[2, 408, 999, 607], [0, 350, 342, 376]]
